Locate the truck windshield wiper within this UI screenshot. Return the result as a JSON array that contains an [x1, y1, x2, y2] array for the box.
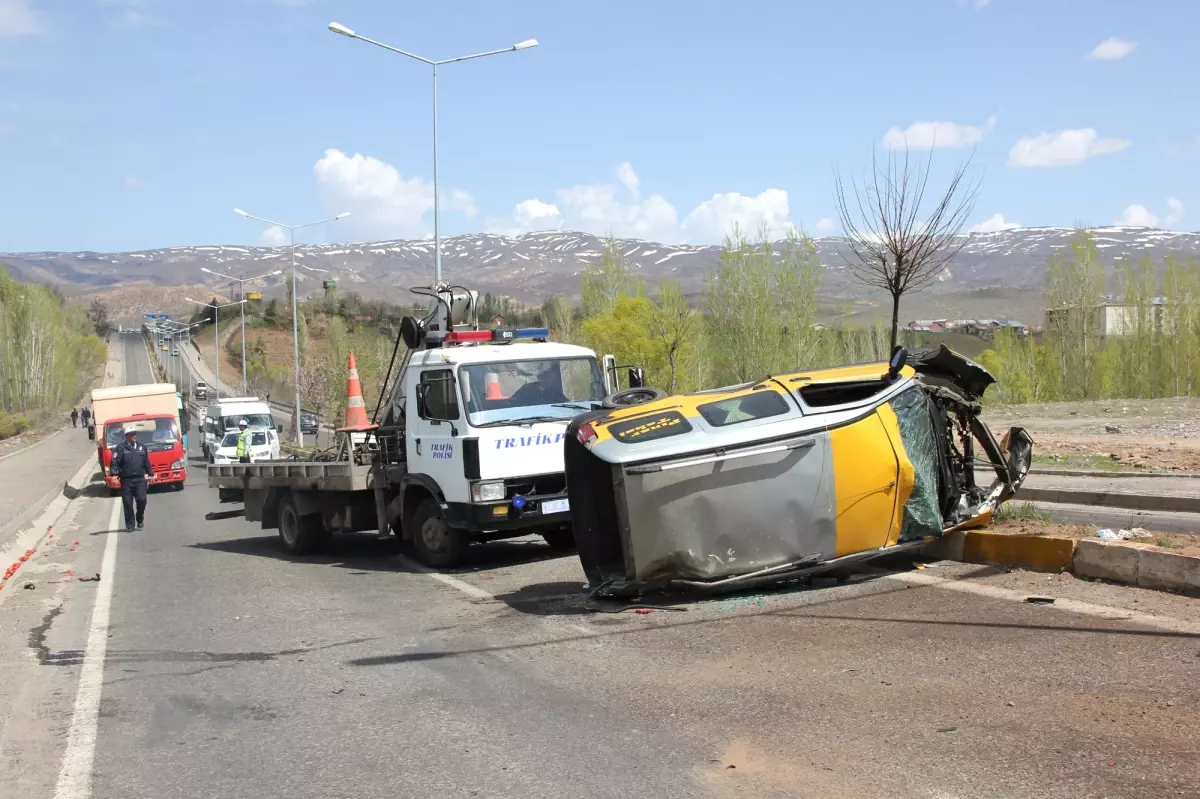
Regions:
[[551, 402, 593, 411], [473, 415, 569, 428]]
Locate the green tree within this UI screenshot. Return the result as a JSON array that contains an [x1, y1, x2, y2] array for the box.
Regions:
[[1044, 229, 1106, 400], [704, 224, 823, 385], [647, 280, 698, 393], [580, 235, 640, 317]]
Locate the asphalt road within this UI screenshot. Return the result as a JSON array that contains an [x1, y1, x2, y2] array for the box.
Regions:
[[1, 333, 1198, 798]]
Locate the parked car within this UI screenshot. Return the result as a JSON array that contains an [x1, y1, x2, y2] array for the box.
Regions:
[[299, 412, 319, 435], [210, 428, 281, 464], [564, 345, 1034, 597]]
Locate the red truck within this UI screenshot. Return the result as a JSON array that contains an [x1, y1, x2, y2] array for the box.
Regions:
[[90, 384, 187, 494]]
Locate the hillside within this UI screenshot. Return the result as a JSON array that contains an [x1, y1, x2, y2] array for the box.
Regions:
[[6, 226, 1198, 324]]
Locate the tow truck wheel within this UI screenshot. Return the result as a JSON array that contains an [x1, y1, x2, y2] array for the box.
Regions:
[[277, 495, 326, 555], [541, 526, 576, 552], [602, 386, 667, 408], [411, 498, 469, 569]]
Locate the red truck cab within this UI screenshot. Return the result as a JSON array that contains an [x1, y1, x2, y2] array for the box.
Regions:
[[100, 413, 187, 493]]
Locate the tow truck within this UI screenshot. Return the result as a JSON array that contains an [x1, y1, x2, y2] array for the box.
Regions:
[[207, 284, 653, 568]]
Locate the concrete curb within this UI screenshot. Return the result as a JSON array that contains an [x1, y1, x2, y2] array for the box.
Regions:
[[1033, 467, 1200, 480], [924, 531, 1200, 595], [1017, 487, 1200, 514]]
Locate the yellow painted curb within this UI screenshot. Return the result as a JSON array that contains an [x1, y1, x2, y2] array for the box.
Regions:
[[962, 531, 1077, 572]]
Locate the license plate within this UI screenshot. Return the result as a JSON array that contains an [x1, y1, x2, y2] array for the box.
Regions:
[[541, 498, 569, 515]]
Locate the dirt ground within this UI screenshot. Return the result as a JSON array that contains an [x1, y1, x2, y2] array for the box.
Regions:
[[985, 397, 1200, 471], [990, 515, 1200, 558]]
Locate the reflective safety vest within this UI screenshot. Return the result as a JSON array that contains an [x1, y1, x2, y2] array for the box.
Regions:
[[236, 430, 252, 457]]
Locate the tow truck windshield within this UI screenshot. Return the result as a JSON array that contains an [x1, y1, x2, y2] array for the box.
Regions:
[[460, 357, 605, 426], [105, 418, 179, 451]]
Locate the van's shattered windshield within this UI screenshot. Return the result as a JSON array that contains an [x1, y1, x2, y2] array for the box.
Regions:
[[460, 358, 605, 426]]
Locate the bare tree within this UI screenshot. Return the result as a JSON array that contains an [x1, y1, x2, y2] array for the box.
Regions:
[[834, 146, 980, 349]]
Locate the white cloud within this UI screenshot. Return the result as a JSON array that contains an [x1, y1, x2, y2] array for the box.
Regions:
[[1117, 204, 1158, 227], [487, 163, 794, 244], [814, 217, 837, 235], [1007, 128, 1131, 167], [1165, 197, 1184, 226], [260, 226, 289, 247], [616, 162, 640, 200], [1087, 38, 1137, 61], [883, 115, 997, 150], [101, 0, 155, 28], [0, 122, 11, 134], [0, 0, 45, 36], [682, 189, 790, 242], [973, 0, 992, 8], [123, 175, 146, 189], [313, 148, 476, 240], [969, 213, 1020, 233]]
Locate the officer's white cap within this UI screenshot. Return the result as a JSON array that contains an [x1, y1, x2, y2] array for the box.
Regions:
[[238, 418, 248, 426]]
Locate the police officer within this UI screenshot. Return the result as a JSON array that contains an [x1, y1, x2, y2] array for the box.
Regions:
[[112, 428, 152, 532], [235, 419, 253, 463]]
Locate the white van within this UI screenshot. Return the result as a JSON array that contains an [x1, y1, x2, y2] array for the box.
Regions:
[[201, 397, 277, 460]]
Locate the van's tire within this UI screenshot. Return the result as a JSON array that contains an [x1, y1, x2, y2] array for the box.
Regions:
[[603, 386, 667, 408], [174, 481, 185, 492], [541, 526, 576, 552], [410, 498, 470, 569], [277, 495, 327, 555]]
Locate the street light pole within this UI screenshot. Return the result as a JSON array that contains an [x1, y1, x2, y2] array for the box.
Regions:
[[186, 298, 246, 403], [327, 22, 538, 284], [201, 267, 284, 394], [233, 208, 348, 444]]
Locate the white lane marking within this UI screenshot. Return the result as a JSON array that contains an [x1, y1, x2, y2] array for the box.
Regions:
[[53, 498, 121, 799], [396, 555, 494, 601], [886, 571, 1200, 635]]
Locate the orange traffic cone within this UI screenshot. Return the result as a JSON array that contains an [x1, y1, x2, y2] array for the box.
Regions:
[[485, 372, 506, 400], [337, 351, 379, 433]]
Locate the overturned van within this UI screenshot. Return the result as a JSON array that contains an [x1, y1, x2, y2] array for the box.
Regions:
[[564, 345, 1033, 597]]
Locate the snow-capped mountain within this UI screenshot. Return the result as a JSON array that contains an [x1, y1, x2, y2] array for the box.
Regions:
[[3, 226, 1198, 303]]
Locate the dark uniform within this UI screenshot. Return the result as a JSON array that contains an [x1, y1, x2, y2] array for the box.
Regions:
[[112, 433, 152, 531]]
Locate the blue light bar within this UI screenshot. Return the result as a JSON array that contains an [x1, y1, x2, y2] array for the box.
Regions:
[[513, 327, 550, 340]]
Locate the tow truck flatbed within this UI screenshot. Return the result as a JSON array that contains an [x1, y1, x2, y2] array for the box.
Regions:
[[208, 460, 377, 492]]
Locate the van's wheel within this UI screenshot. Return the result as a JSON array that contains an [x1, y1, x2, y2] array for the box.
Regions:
[[277, 495, 326, 555], [541, 526, 576, 552], [603, 386, 667, 408], [174, 481, 185, 492], [411, 498, 470, 569]]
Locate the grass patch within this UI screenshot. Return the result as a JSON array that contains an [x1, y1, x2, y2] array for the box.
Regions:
[[1152, 535, 1184, 549], [1032, 454, 1149, 472], [995, 501, 1052, 523]]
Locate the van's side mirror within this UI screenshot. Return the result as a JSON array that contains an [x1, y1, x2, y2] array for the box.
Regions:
[[887, 345, 908, 381], [87, 425, 95, 442], [627, 367, 645, 389], [277, 425, 283, 434]]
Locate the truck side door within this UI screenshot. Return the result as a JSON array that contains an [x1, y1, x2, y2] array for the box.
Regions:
[[407, 368, 467, 502]]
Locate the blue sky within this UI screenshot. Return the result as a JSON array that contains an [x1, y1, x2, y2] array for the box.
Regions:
[[0, 0, 1197, 252]]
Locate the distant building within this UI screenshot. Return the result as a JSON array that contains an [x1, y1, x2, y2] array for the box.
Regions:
[[1043, 297, 1168, 337], [489, 314, 506, 328], [906, 317, 1029, 340]]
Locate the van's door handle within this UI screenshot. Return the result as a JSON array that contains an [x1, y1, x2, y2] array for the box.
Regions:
[[415, 437, 421, 455]]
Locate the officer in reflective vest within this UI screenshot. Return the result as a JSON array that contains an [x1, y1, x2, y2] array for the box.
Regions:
[[236, 419, 253, 463]]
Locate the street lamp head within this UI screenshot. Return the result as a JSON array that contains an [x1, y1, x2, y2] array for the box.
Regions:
[[513, 39, 538, 50], [271, 269, 284, 276], [184, 297, 197, 304], [234, 208, 248, 217], [334, 212, 351, 219], [201, 267, 214, 275], [328, 21, 356, 38]]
